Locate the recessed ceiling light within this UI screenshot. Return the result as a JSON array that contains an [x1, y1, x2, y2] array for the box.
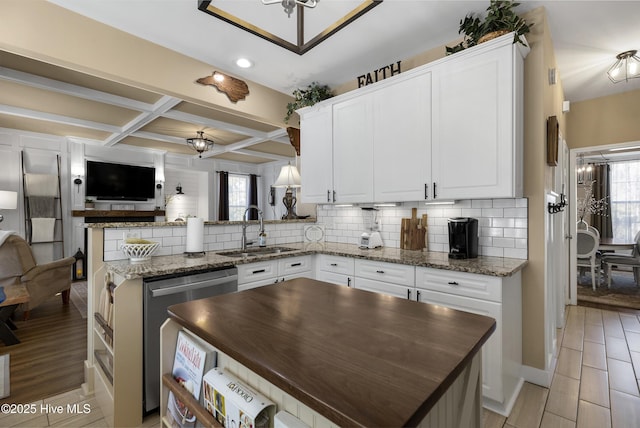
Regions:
[[236, 58, 253, 68]]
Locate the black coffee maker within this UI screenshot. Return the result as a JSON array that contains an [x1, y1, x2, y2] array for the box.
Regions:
[[448, 217, 479, 259]]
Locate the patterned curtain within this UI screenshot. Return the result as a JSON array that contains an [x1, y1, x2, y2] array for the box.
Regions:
[[248, 174, 258, 220], [592, 164, 612, 238], [218, 171, 229, 221]]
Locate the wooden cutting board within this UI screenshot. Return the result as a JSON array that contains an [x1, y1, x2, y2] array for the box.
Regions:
[[400, 208, 427, 250]]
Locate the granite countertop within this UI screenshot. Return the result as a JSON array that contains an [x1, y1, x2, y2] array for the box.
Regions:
[[85, 218, 316, 228], [105, 242, 527, 280]]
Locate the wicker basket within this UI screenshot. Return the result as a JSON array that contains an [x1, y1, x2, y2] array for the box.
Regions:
[[120, 242, 159, 262], [478, 30, 510, 44]]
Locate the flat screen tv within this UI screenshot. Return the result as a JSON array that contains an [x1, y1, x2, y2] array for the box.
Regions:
[[86, 160, 156, 201]]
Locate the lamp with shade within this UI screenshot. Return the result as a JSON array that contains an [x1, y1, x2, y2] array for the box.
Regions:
[[273, 164, 302, 219], [0, 190, 18, 224]]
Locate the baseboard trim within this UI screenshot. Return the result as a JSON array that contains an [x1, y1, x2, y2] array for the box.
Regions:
[[521, 362, 555, 388]]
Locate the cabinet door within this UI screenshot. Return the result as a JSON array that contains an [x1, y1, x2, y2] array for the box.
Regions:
[[315, 254, 355, 277], [432, 43, 519, 199], [300, 106, 333, 203], [316, 271, 353, 287], [373, 72, 432, 202], [333, 95, 374, 203], [354, 277, 413, 299], [417, 289, 503, 402], [415, 266, 502, 303]]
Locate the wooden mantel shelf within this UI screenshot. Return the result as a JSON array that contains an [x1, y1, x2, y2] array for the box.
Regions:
[[72, 210, 165, 218]]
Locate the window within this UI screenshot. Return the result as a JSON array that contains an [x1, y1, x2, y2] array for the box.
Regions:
[[228, 174, 248, 221], [610, 160, 640, 241]]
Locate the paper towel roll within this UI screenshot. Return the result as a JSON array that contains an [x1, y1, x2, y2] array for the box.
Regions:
[[185, 217, 204, 253]]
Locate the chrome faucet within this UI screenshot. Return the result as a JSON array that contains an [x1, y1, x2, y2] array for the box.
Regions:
[[241, 205, 263, 250]]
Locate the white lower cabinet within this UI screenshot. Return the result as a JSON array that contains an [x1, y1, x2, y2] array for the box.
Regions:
[[315, 254, 354, 287], [353, 259, 415, 299], [415, 267, 522, 416], [237, 256, 312, 291]]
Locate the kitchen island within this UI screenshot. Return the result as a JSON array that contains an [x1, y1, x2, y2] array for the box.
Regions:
[[162, 278, 496, 427]]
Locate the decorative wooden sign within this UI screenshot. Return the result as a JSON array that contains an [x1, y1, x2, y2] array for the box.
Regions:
[[196, 71, 249, 103], [357, 60, 401, 87], [546, 115, 559, 166]]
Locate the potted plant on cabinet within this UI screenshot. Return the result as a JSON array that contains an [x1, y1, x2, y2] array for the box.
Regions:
[[446, 0, 532, 55], [85, 198, 95, 209], [284, 82, 334, 155]]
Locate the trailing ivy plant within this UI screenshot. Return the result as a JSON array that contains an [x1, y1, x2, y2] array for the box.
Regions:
[[284, 82, 334, 124], [446, 0, 532, 55]]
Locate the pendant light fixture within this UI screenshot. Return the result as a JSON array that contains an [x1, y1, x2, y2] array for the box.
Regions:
[[261, 0, 317, 18], [576, 154, 593, 185], [607, 50, 640, 83], [186, 131, 214, 158]]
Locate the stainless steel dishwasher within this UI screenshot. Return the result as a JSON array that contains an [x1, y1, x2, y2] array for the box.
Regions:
[[142, 266, 238, 414]]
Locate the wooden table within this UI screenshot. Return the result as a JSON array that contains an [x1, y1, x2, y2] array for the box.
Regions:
[[167, 278, 496, 427], [599, 237, 636, 252], [0, 283, 29, 345]]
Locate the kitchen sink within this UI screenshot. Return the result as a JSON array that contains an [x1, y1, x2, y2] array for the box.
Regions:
[[217, 246, 298, 258]]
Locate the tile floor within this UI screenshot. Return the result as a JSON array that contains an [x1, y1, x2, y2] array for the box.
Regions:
[[2, 306, 639, 428]]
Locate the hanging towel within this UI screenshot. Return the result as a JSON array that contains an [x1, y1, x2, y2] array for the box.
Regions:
[[31, 243, 54, 264], [30, 218, 56, 243], [24, 174, 58, 197], [28, 196, 56, 218]]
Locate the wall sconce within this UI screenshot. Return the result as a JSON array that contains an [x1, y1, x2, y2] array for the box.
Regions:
[[176, 183, 184, 195], [73, 176, 83, 193]]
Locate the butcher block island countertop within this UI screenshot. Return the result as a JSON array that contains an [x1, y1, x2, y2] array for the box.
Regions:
[[165, 278, 496, 428]]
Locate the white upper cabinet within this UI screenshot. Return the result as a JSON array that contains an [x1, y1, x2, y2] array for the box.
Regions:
[[300, 105, 333, 203], [332, 94, 374, 203], [299, 32, 527, 204], [373, 72, 432, 202], [431, 37, 526, 200]]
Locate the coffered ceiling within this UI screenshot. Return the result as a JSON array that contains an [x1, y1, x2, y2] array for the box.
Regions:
[[1, 1, 639, 163]]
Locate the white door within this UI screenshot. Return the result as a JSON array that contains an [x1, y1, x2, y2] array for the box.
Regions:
[[333, 95, 374, 203], [431, 44, 516, 199], [373, 72, 432, 202], [300, 106, 333, 203]]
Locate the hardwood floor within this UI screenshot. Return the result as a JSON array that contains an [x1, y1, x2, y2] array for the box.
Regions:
[[2, 301, 639, 427], [0, 291, 86, 406]]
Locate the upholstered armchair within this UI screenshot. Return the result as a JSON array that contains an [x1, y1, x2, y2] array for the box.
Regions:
[[0, 234, 75, 320]]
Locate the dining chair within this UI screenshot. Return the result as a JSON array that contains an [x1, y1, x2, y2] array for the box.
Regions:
[[577, 228, 600, 291], [602, 230, 640, 288]]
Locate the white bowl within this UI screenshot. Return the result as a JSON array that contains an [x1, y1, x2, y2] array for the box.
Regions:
[[120, 242, 159, 262]]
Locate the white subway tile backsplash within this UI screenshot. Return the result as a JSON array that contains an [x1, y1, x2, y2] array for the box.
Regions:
[[318, 198, 528, 259]]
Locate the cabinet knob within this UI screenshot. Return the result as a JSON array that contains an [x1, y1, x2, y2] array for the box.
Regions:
[[330, 263, 338, 267]]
